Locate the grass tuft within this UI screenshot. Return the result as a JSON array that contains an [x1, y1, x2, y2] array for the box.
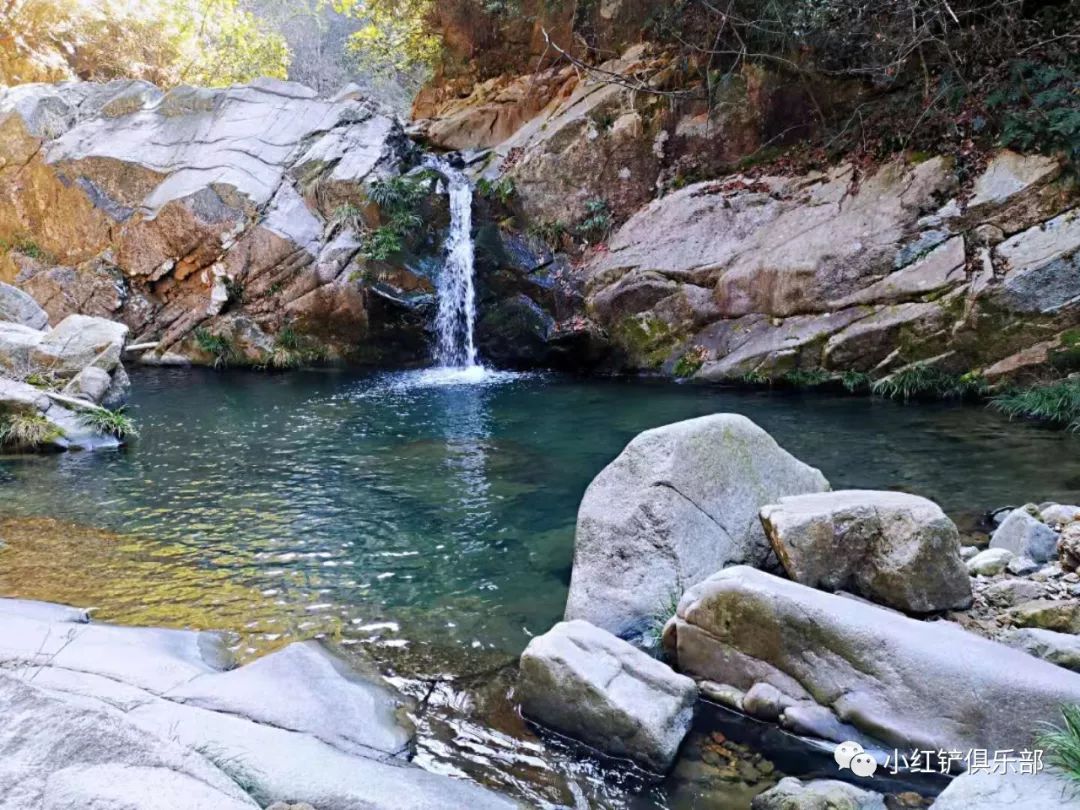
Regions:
[[1037, 704, 1080, 783], [873, 364, 987, 401], [193, 328, 235, 369], [80, 406, 138, 440], [0, 412, 63, 449], [991, 379, 1080, 430]]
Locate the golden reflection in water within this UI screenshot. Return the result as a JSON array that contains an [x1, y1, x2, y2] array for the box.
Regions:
[[0, 516, 345, 662]]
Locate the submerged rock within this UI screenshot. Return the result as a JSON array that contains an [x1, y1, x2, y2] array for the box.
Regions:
[[665, 567, 1080, 754], [564, 414, 829, 638], [751, 777, 886, 810], [518, 619, 697, 772], [760, 490, 971, 613]]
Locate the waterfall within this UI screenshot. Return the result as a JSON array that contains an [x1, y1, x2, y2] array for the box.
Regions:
[[425, 156, 479, 370]]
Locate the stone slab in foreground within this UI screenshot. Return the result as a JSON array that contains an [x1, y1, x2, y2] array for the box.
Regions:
[[0, 598, 516, 810], [665, 567, 1080, 755], [518, 619, 697, 772]]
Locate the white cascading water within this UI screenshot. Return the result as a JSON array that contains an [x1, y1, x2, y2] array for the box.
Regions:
[[425, 155, 479, 370]]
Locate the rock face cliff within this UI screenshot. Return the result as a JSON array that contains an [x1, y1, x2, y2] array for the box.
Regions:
[[0, 78, 584, 370], [414, 40, 1080, 384]]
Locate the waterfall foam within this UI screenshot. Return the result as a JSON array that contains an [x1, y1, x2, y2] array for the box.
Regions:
[[425, 155, 480, 370]]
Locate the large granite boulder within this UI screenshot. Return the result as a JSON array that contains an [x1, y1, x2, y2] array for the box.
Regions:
[[28, 314, 127, 380], [664, 567, 1080, 754], [0, 598, 515, 810], [564, 414, 830, 638], [517, 620, 697, 772], [751, 777, 886, 810], [760, 490, 971, 613]]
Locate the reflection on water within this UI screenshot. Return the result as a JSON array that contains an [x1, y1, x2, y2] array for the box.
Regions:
[[1, 366, 1074, 807]]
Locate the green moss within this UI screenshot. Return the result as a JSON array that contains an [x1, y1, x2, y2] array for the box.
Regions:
[[614, 314, 679, 369]]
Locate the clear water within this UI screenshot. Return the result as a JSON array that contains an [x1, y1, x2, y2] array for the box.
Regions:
[[425, 156, 479, 368], [1, 367, 1078, 807]]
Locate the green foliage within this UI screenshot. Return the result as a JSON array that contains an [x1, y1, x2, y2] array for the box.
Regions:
[[576, 198, 613, 242], [193, 328, 235, 368], [673, 346, 707, 379], [873, 364, 987, 401], [1036, 704, 1080, 783], [740, 370, 770, 385], [267, 325, 326, 369], [528, 219, 568, 250], [361, 227, 405, 262], [0, 412, 63, 450], [781, 368, 832, 388], [80, 407, 138, 441], [988, 59, 1080, 164], [25, 372, 59, 391], [332, 202, 364, 232], [642, 588, 682, 654], [0, 234, 51, 263], [335, 0, 440, 79], [360, 175, 429, 262], [475, 177, 517, 206], [0, 0, 290, 87], [991, 379, 1080, 429], [840, 370, 874, 393]]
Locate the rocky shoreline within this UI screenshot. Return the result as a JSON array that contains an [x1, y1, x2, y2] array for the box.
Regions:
[[516, 414, 1080, 808]]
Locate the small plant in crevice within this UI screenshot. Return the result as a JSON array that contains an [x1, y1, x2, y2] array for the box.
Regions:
[[642, 588, 682, 658], [0, 412, 63, 450], [24, 372, 60, 391], [223, 276, 245, 305], [991, 378, 1080, 430], [80, 406, 138, 440], [576, 198, 613, 243], [475, 176, 517, 206], [267, 325, 326, 369], [527, 219, 568, 250], [673, 346, 708, 379], [193, 328, 235, 369], [361, 174, 429, 262], [331, 202, 364, 232], [1036, 704, 1080, 784], [0, 234, 52, 263]]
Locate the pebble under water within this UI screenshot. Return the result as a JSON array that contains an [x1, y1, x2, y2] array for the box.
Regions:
[[1, 366, 1078, 807]]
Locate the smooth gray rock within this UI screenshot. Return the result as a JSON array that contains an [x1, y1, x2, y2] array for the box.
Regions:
[[751, 777, 886, 810], [171, 640, 413, 759], [960, 545, 980, 560], [967, 547, 1014, 576], [760, 490, 971, 613], [29, 314, 128, 380], [1008, 555, 1043, 576], [742, 682, 794, 722], [929, 764, 1078, 809], [1042, 504, 1080, 528], [991, 508, 1060, 563], [983, 578, 1044, 607], [779, 702, 875, 747], [0, 282, 49, 330], [0, 613, 229, 694], [666, 567, 1080, 754], [0, 674, 257, 810], [518, 619, 697, 771], [1001, 627, 1080, 672], [565, 414, 829, 637], [60, 365, 112, 403]]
